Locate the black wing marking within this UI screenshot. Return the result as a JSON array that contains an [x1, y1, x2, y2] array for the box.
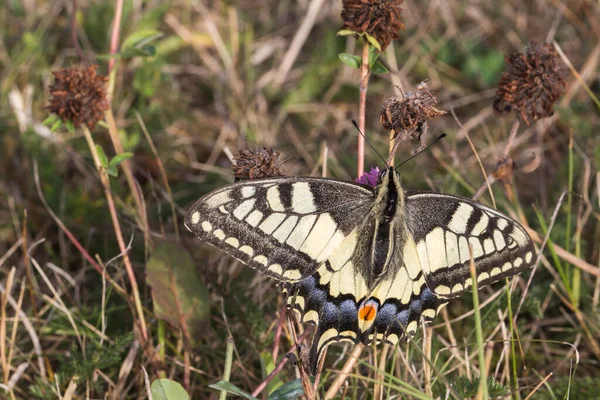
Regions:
[[405, 192, 535, 299], [185, 177, 374, 282]]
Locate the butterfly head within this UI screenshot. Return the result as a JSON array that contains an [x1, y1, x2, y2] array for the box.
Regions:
[[375, 166, 405, 220]]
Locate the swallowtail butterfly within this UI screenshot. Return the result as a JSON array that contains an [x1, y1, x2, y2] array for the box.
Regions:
[[185, 167, 534, 373]]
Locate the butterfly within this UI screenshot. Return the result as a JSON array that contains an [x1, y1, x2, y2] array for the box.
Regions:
[[184, 166, 535, 374]]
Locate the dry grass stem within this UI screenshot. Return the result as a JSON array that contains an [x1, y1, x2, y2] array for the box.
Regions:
[[81, 126, 148, 341]]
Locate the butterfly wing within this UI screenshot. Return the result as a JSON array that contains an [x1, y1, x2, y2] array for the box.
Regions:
[[405, 192, 535, 299], [286, 214, 442, 374], [362, 234, 443, 344], [284, 223, 371, 374], [184, 177, 374, 282]]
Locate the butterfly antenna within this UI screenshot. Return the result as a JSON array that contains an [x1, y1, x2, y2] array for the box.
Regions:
[[351, 120, 388, 168], [395, 133, 447, 170]]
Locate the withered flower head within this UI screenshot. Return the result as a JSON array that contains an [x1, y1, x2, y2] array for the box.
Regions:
[[379, 82, 446, 145], [491, 156, 516, 184], [491, 156, 516, 202], [341, 0, 404, 51], [490, 153, 540, 202], [48, 65, 109, 129], [232, 147, 284, 181], [494, 42, 566, 125]]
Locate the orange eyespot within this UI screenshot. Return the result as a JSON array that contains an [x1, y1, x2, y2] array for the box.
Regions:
[[358, 302, 378, 322]]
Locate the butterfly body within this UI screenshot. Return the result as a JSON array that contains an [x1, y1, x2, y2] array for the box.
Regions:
[[185, 168, 534, 373]]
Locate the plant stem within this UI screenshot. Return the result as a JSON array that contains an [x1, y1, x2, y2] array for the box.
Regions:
[[81, 126, 148, 342], [108, 0, 124, 73], [324, 343, 364, 399], [507, 281, 520, 398], [357, 40, 371, 177], [105, 108, 152, 254], [219, 337, 234, 400], [470, 247, 489, 400], [502, 118, 520, 158], [251, 328, 312, 397]]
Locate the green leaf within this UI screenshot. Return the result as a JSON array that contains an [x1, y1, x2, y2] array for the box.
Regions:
[[371, 60, 389, 74], [122, 29, 163, 51], [95, 53, 122, 61], [122, 45, 156, 59], [338, 53, 361, 69], [151, 379, 190, 400], [261, 351, 284, 395], [96, 145, 109, 168], [365, 33, 381, 51], [107, 165, 118, 178], [268, 379, 309, 400], [208, 381, 258, 400], [50, 119, 62, 132], [147, 242, 210, 347], [368, 45, 379, 67], [42, 115, 59, 126], [337, 29, 357, 36], [122, 29, 163, 59], [65, 120, 75, 133], [108, 152, 133, 168]]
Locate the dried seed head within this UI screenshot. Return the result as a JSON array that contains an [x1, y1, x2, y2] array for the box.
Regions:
[[491, 156, 516, 202], [379, 83, 446, 143], [494, 42, 566, 125], [47, 65, 109, 129], [232, 147, 284, 181], [491, 156, 516, 184], [341, 0, 404, 51]]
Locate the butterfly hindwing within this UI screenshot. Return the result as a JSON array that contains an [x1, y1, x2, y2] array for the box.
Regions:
[[286, 258, 368, 373], [405, 192, 535, 299], [286, 227, 442, 374], [184, 177, 374, 282]]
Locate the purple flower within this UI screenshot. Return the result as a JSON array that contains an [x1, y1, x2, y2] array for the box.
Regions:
[[355, 167, 381, 188]]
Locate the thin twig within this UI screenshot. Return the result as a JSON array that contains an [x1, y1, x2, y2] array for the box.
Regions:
[[273, 0, 326, 87], [108, 0, 124, 73], [218, 337, 234, 400], [0, 281, 46, 382], [524, 372, 553, 400], [105, 108, 151, 254], [324, 343, 365, 399], [515, 191, 569, 320], [251, 328, 312, 397], [21, 210, 39, 332], [502, 118, 521, 158], [524, 226, 599, 277], [33, 163, 129, 297], [70, 0, 87, 62], [81, 126, 148, 341], [136, 112, 179, 240], [357, 41, 371, 177], [450, 108, 496, 209]]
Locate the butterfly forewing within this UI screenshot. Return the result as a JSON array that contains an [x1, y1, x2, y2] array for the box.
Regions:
[[184, 177, 374, 282], [405, 192, 535, 299]]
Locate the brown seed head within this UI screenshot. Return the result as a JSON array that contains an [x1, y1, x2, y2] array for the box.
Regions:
[[232, 147, 284, 181], [491, 156, 516, 184], [47, 65, 109, 129], [341, 0, 404, 51], [494, 42, 566, 125], [379, 82, 446, 141]]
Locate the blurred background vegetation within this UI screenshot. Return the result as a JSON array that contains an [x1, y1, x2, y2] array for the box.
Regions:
[[0, 0, 599, 399]]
